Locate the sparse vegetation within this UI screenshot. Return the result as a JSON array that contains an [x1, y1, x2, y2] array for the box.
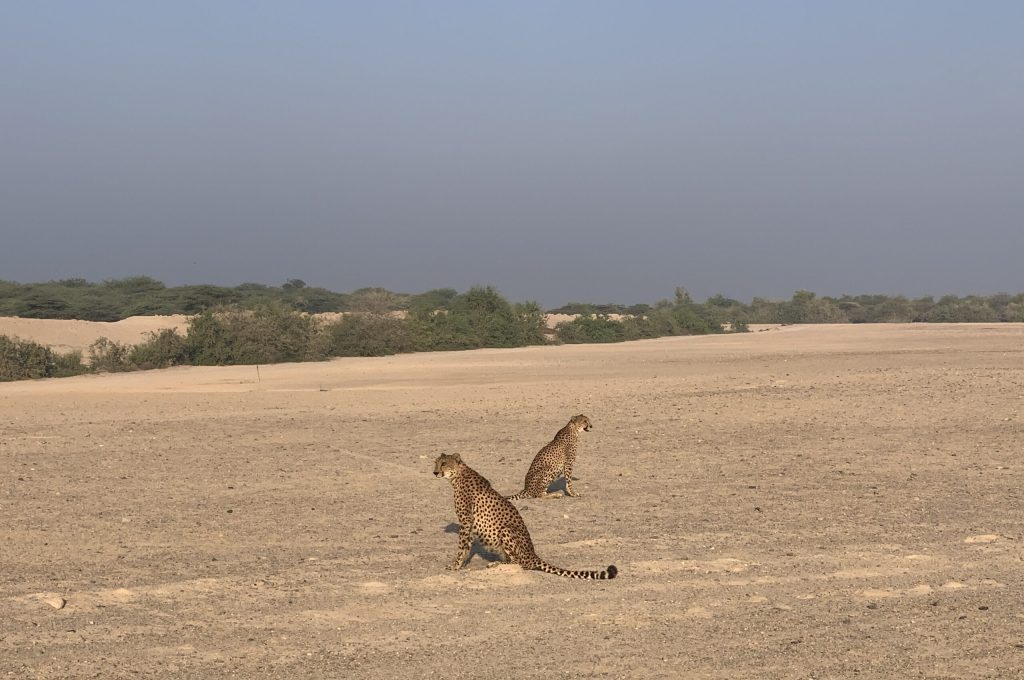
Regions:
[[1, 277, 1022, 381]]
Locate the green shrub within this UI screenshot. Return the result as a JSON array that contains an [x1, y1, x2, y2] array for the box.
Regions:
[[52, 350, 87, 377], [324, 314, 421, 357], [88, 337, 134, 372], [415, 287, 547, 350], [184, 305, 327, 365], [0, 335, 56, 380], [555, 315, 631, 343], [348, 288, 407, 315], [408, 288, 459, 316], [0, 335, 88, 381], [780, 290, 847, 324], [129, 329, 188, 369], [922, 296, 999, 322]]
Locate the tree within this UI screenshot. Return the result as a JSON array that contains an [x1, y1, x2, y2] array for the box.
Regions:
[[349, 287, 405, 315], [409, 288, 459, 316], [781, 290, 846, 324]]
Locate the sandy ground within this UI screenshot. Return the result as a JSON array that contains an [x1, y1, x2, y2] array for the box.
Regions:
[[2, 323, 1023, 679]]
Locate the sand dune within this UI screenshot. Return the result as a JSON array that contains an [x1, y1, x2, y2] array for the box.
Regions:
[[0, 315, 189, 355]]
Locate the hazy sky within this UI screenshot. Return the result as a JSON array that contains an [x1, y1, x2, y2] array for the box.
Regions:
[[2, 2, 1022, 307]]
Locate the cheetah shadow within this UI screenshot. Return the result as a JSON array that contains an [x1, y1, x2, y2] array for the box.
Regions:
[[442, 523, 504, 564], [498, 478, 577, 499], [513, 477, 576, 498], [545, 477, 575, 496]]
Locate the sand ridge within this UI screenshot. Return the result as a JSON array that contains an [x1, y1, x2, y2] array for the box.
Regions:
[[0, 315, 190, 356]]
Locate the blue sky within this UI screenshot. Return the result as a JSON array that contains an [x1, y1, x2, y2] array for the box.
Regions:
[[1, 2, 1021, 306]]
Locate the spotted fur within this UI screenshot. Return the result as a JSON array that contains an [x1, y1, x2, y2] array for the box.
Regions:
[[507, 414, 593, 500], [433, 453, 616, 580]]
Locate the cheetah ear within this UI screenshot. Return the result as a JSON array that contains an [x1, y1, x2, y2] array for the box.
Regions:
[[452, 453, 462, 461]]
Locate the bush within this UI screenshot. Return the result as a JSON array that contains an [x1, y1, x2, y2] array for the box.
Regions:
[[0, 335, 55, 380], [780, 290, 847, 324], [408, 288, 459, 316], [415, 287, 547, 350], [922, 296, 999, 323], [129, 329, 189, 369], [184, 305, 327, 365], [88, 337, 134, 372], [324, 314, 421, 357], [348, 288, 407, 315], [0, 335, 87, 381], [555, 315, 631, 343]]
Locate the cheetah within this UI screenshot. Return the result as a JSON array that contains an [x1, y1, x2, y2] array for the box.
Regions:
[[433, 453, 617, 580], [507, 414, 593, 500]]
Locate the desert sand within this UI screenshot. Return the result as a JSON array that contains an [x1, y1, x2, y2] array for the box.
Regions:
[[0, 316, 190, 357], [2, 322, 1023, 678]]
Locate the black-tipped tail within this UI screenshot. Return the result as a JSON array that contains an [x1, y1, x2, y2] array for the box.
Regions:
[[537, 561, 618, 580]]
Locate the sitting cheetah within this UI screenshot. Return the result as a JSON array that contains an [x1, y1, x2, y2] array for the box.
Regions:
[[507, 414, 593, 500], [433, 453, 617, 580]]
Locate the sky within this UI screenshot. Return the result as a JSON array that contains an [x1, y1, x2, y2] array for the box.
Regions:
[[2, 1, 1022, 307]]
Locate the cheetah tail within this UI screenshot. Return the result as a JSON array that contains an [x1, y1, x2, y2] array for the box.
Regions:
[[536, 561, 618, 580], [505, 490, 529, 500]]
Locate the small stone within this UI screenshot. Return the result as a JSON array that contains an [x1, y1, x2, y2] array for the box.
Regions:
[[43, 596, 66, 610]]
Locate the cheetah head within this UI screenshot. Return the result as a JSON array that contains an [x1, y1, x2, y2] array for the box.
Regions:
[[433, 453, 462, 479], [571, 414, 593, 432]]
